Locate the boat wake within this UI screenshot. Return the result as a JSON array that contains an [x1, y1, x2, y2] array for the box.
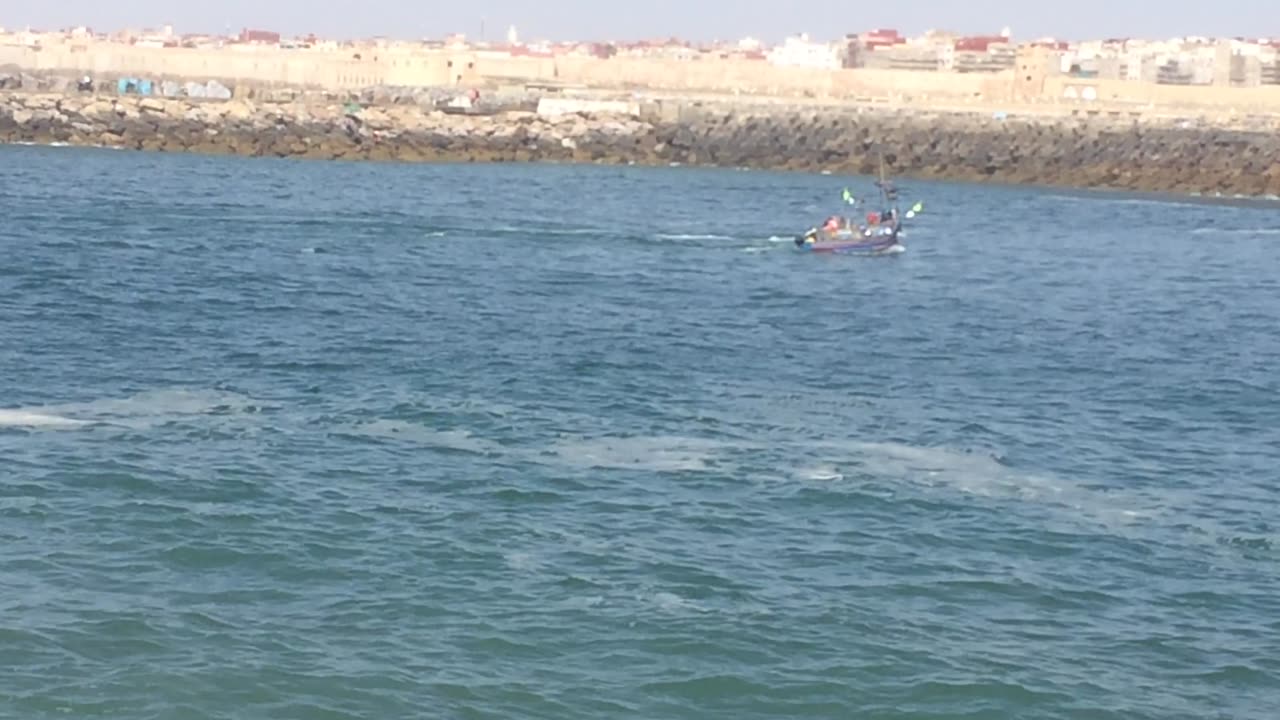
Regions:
[[652, 233, 736, 241], [1190, 227, 1280, 236]]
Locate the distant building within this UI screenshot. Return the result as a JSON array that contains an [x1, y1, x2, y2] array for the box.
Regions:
[[861, 43, 944, 72], [1231, 54, 1263, 87], [617, 39, 695, 61], [239, 28, 281, 45], [767, 33, 846, 70], [953, 35, 1016, 73], [1263, 58, 1280, 85]]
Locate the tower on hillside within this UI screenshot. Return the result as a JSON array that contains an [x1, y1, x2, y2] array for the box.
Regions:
[[507, 25, 519, 45], [1015, 44, 1055, 99]]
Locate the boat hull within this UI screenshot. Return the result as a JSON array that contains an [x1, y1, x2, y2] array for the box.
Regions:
[[794, 228, 902, 255], [804, 240, 902, 255]]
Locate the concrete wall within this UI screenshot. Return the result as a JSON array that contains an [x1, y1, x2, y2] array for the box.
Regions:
[[0, 41, 482, 90], [1044, 75, 1280, 110], [517, 56, 1008, 102]]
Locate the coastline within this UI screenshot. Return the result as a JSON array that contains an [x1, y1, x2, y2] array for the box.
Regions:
[[4, 92, 1279, 198]]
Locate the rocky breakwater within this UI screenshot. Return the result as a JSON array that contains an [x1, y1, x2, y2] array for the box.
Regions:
[[3, 93, 1279, 198], [664, 106, 1280, 198], [0, 93, 659, 165]]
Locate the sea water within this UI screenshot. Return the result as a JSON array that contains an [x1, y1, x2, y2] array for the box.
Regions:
[[2, 145, 1278, 719]]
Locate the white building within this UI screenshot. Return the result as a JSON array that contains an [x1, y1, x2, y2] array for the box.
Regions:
[[767, 33, 846, 70]]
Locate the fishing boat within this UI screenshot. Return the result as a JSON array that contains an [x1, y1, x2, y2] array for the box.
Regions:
[[794, 158, 923, 255], [794, 215, 904, 255]]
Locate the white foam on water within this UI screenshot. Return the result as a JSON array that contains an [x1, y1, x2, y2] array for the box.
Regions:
[[68, 389, 259, 419], [503, 551, 546, 573], [561, 595, 607, 610], [0, 409, 91, 429], [801, 440, 1164, 533], [543, 435, 726, 473], [649, 591, 709, 614], [797, 465, 845, 482], [4, 388, 265, 432]]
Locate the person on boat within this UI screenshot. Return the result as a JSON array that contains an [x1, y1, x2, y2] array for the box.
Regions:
[[823, 216, 840, 232], [878, 208, 899, 237]]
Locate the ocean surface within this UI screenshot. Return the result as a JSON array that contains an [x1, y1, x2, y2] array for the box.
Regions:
[[2, 144, 1279, 720]]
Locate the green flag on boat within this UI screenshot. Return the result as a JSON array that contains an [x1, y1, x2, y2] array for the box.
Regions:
[[905, 201, 924, 219], [842, 188, 856, 205]]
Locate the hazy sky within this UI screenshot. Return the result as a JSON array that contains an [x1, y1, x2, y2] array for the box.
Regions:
[[3, 0, 1275, 44]]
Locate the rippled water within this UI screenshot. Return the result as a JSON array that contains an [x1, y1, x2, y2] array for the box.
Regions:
[[3, 145, 1279, 719]]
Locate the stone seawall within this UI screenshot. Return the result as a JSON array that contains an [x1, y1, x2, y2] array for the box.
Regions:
[[3, 93, 1279, 197]]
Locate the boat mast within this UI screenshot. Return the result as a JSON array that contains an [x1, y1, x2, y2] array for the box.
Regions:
[[876, 150, 889, 209]]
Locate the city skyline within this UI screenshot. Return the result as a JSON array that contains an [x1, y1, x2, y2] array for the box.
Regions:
[[3, 0, 1277, 44]]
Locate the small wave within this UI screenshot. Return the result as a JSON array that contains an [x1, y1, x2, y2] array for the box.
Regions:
[[424, 231, 448, 237]]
